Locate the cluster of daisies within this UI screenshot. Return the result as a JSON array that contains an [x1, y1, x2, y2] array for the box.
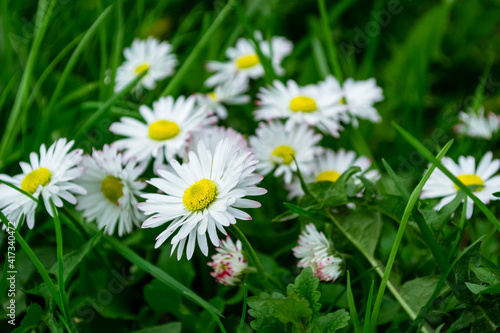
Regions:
[[1, 32, 500, 286]]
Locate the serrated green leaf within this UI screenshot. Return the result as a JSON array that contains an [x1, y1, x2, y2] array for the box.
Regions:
[[309, 309, 350, 333], [12, 303, 43, 333], [286, 267, 322, 319]]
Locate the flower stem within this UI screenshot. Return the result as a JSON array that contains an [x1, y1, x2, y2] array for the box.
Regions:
[[50, 201, 71, 326], [229, 225, 272, 291]]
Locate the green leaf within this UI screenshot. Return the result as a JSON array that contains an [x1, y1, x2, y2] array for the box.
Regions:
[[339, 207, 382, 258], [307, 166, 361, 208], [283, 203, 329, 222], [286, 267, 322, 319], [400, 276, 440, 314], [48, 227, 103, 283], [12, 303, 43, 333], [465, 282, 500, 294], [419, 192, 464, 231], [309, 309, 350, 333], [272, 210, 299, 222], [248, 293, 313, 331], [346, 271, 361, 333], [131, 322, 182, 333], [471, 266, 500, 285]]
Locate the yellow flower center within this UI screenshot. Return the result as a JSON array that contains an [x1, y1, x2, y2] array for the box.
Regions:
[[20, 168, 51, 194], [183, 178, 218, 212], [340, 97, 346, 105], [101, 176, 124, 204], [290, 96, 317, 113], [134, 63, 150, 74], [148, 120, 180, 141], [272, 145, 295, 165], [208, 91, 217, 101], [455, 174, 484, 192], [236, 54, 260, 69], [316, 170, 341, 182]]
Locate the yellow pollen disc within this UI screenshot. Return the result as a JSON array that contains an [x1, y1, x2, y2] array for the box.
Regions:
[[290, 96, 317, 113], [208, 91, 217, 101], [21, 167, 51, 195], [134, 63, 150, 74], [236, 54, 260, 69], [316, 170, 341, 182], [455, 174, 484, 192], [148, 120, 180, 141], [339, 97, 346, 105], [272, 145, 295, 165], [101, 176, 124, 204], [183, 178, 218, 212]]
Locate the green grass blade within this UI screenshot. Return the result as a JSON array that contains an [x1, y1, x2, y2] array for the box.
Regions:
[[35, 5, 113, 145], [0, 179, 40, 203], [363, 280, 375, 333], [238, 284, 248, 333], [103, 236, 223, 317], [0, 74, 18, 119], [382, 158, 449, 271], [394, 123, 500, 232], [325, 209, 418, 323], [346, 271, 361, 333], [161, 0, 237, 96], [50, 201, 71, 323], [447, 197, 468, 262], [24, 33, 84, 114], [317, 0, 343, 83], [108, 0, 124, 97], [0, 0, 57, 170], [229, 225, 271, 290], [370, 139, 453, 330], [0, 210, 63, 312], [74, 70, 147, 141], [235, 4, 277, 83], [311, 36, 330, 79]]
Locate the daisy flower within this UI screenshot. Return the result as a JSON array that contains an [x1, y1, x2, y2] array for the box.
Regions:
[[188, 126, 249, 157], [455, 107, 500, 139], [205, 31, 292, 87], [421, 152, 500, 219], [115, 37, 178, 92], [318, 77, 383, 127], [75, 145, 146, 236], [0, 139, 85, 229], [196, 76, 250, 119], [287, 149, 380, 199], [110, 96, 208, 170], [293, 223, 343, 282], [207, 236, 250, 286], [254, 78, 346, 137], [249, 121, 322, 184], [138, 139, 267, 260]]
